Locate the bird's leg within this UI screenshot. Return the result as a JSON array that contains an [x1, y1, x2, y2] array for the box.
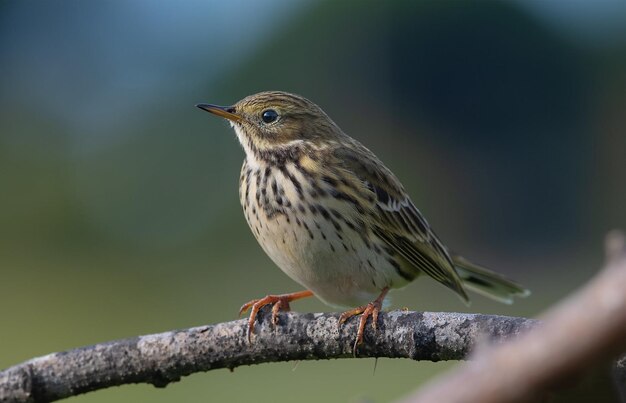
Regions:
[[239, 290, 314, 342], [338, 287, 389, 353]]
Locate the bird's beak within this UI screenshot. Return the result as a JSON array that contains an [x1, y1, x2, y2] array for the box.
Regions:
[[195, 103, 241, 122]]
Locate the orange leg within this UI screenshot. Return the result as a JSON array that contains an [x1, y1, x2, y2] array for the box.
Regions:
[[338, 287, 389, 353], [239, 290, 313, 342]]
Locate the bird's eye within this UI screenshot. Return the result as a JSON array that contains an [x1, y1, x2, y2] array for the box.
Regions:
[[261, 109, 279, 124]]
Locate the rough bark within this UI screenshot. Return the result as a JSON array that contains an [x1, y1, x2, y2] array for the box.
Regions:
[[4, 232, 625, 403], [0, 310, 536, 402]]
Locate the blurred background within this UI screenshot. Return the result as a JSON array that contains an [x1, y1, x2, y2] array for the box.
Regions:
[[1, 0, 625, 401]]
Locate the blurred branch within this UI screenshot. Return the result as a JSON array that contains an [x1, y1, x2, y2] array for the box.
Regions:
[[615, 356, 626, 402], [401, 230, 626, 403], [0, 310, 535, 402]]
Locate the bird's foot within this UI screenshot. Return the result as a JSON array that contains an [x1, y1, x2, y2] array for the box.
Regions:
[[338, 287, 389, 354], [239, 290, 313, 342]]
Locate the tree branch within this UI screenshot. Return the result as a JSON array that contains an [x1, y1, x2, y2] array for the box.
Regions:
[[0, 309, 536, 402], [6, 233, 624, 403], [401, 230, 626, 403]]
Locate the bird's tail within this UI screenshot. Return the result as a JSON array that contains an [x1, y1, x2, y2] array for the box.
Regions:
[[452, 256, 530, 304]]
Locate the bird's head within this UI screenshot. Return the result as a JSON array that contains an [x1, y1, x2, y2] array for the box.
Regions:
[[197, 91, 342, 161]]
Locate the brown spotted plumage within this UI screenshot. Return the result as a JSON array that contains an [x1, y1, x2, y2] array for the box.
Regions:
[[197, 91, 529, 349]]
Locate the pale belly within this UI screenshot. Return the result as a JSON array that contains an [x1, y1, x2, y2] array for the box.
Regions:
[[240, 161, 412, 307], [256, 213, 397, 307]]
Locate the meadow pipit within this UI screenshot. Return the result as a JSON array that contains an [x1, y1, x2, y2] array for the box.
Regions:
[[197, 91, 529, 348]]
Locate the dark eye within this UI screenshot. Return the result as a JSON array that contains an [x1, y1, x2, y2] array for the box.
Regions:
[[261, 109, 279, 124]]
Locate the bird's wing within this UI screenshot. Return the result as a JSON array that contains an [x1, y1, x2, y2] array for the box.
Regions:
[[331, 142, 468, 301]]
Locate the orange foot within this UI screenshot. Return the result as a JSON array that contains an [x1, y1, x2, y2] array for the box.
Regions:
[[338, 287, 389, 354], [239, 290, 313, 342]]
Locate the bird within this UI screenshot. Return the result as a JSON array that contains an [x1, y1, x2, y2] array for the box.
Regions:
[[196, 91, 529, 349]]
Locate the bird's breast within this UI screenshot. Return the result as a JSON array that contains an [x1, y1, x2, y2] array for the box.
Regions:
[[238, 159, 411, 307]]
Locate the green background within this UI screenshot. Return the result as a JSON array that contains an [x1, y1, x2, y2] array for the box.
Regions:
[[1, 0, 625, 401]]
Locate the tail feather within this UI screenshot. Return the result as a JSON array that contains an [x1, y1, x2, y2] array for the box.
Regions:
[[452, 256, 530, 304]]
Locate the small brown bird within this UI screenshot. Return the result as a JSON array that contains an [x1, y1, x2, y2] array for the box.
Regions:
[[197, 91, 529, 348]]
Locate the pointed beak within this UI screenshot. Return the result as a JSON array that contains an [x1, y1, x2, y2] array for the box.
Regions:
[[195, 103, 241, 122]]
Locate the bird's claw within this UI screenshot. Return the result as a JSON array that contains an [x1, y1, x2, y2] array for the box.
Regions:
[[238, 290, 313, 342], [338, 287, 389, 355], [238, 295, 288, 342], [338, 300, 383, 352]]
